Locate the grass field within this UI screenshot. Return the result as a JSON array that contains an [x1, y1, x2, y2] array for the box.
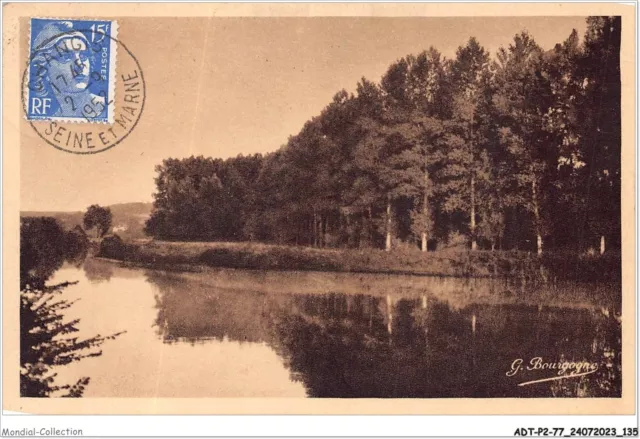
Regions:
[[97, 238, 621, 284]]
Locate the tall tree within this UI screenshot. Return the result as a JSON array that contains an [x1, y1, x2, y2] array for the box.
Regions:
[[492, 32, 555, 254], [406, 49, 448, 251], [404, 115, 445, 251], [341, 78, 386, 248], [539, 29, 584, 250], [441, 38, 492, 250], [376, 51, 448, 251], [575, 17, 621, 252]]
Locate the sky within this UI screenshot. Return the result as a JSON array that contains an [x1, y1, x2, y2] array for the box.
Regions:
[[20, 16, 588, 212]]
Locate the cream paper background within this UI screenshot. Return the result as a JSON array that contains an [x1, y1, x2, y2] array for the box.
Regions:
[[2, 2, 636, 415]]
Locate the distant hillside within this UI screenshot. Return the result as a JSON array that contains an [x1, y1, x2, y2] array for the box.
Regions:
[[21, 202, 153, 240]]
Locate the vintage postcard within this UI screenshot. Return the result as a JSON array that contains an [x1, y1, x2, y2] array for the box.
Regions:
[[2, 2, 636, 417]]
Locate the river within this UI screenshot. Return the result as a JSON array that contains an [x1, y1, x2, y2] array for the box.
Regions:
[[49, 258, 621, 398]]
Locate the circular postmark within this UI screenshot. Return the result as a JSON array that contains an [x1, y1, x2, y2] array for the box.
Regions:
[[22, 21, 145, 154]]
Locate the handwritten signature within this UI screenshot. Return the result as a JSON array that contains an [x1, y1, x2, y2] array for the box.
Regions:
[[506, 357, 599, 386]]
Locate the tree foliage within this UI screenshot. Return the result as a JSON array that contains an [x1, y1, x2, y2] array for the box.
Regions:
[[145, 17, 620, 254], [83, 205, 113, 238], [20, 217, 122, 397]]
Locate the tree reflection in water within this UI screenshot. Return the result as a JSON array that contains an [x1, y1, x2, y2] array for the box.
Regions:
[[20, 217, 123, 397], [83, 257, 115, 284], [146, 271, 621, 398]]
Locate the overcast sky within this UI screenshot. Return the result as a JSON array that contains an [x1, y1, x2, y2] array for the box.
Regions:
[[21, 16, 587, 212]]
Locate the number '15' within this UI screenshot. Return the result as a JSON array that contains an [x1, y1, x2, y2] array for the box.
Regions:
[[89, 24, 108, 42]]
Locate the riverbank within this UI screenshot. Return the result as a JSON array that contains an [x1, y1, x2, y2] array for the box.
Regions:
[[97, 238, 621, 283]]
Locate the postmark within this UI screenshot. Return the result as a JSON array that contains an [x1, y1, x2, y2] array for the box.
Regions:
[[22, 18, 145, 154]]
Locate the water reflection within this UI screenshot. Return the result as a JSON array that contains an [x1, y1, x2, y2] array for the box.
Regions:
[[143, 265, 621, 398], [83, 257, 115, 283], [262, 295, 620, 398], [53, 259, 622, 398], [20, 218, 114, 397], [148, 270, 272, 345], [52, 264, 306, 397]]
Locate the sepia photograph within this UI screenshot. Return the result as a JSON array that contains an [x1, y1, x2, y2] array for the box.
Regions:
[[2, 2, 635, 423]]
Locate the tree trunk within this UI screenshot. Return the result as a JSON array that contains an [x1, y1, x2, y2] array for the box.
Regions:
[[470, 176, 477, 250], [421, 171, 429, 252], [536, 235, 543, 256], [385, 197, 392, 251], [531, 179, 543, 256], [344, 213, 351, 248], [312, 208, 318, 248], [368, 297, 373, 330], [325, 214, 330, 247], [386, 294, 393, 335], [367, 206, 373, 247], [471, 313, 477, 335], [600, 235, 605, 255]]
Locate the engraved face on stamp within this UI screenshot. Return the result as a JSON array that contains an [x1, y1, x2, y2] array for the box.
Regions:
[[23, 18, 146, 154]]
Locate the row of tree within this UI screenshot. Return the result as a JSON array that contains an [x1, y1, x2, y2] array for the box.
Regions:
[[145, 17, 621, 254]]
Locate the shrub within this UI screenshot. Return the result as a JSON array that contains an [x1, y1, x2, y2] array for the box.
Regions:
[[97, 234, 134, 260]]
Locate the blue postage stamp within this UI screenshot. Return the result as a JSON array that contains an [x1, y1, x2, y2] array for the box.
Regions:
[[26, 18, 118, 123]]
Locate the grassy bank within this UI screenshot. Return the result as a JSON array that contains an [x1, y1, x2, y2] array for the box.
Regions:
[[97, 238, 620, 283]]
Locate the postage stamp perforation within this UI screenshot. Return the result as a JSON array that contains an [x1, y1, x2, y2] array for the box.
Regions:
[[108, 20, 118, 123]]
